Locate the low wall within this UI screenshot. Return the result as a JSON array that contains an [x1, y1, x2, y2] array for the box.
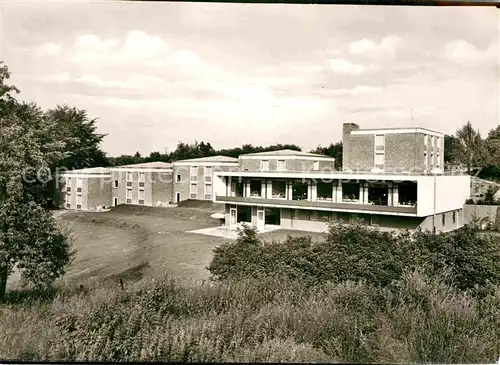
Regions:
[[463, 204, 499, 226]]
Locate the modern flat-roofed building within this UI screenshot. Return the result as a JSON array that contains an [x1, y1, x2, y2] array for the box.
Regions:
[[110, 162, 173, 207], [59, 167, 112, 211], [172, 156, 239, 203], [343, 123, 445, 174], [213, 124, 470, 233]]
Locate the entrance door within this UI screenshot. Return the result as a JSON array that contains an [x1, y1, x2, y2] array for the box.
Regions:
[[113, 197, 118, 206], [256, 209, 265, 231], [176, 192, 181, 203], [230, 208, 237, 227]]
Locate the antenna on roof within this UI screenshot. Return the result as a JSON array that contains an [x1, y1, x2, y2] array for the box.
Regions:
[[411, 108, 414, 125]]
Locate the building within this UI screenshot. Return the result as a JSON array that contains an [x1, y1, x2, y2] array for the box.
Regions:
[[213, 124, 470, 233], [110, 162, 173, 207], [343, 123, 445, 174], [60, 167, 112, 211], [172, 156, 239, 203]]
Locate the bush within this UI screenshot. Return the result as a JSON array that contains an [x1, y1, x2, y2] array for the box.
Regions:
[[209, 222, 500, 292]]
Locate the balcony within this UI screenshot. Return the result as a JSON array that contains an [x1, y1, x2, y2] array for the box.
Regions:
[[216, 195, 417, 214]]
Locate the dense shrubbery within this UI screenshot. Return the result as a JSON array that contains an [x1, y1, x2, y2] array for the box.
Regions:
[[1, 222, 500, 362], [1, 271, 500, 363], [209, 222, 500, 292]]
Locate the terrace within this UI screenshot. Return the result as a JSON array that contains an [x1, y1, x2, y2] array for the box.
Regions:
[[219, 177, 418, 215]]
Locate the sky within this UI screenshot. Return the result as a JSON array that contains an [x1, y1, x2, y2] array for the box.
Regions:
[[1, 1, 499, 157]]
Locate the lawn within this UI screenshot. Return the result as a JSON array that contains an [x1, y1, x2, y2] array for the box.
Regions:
[[7, 204, 324, 291]]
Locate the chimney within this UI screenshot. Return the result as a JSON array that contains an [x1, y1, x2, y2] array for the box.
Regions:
[[342, 123, 360, 171]]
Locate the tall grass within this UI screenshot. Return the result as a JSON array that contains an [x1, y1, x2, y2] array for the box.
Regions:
[[1, 271, 499, 362]]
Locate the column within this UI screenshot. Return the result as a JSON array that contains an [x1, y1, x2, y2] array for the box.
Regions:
[[311, 181, 317, 202], [261, 179, 266, 198], [227, 176, 232, 197], [266, 179, 273, 199], [392, 184, 399, 206], [287, 181, 293, 200], [307, 181, 312, 202], [335, 181, 343, 202], [245, 181, 250, 198], [387, 182, 393, 206]]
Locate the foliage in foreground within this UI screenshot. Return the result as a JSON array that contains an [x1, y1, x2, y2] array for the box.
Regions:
[[0, 271, 499, 363], [209, 223, 500, 292]]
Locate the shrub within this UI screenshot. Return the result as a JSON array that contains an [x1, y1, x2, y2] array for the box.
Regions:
[[209, 222, 500, 292]]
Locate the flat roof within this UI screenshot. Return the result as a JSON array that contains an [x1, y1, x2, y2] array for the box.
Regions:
[[112, 161, 173, 169], [173, 155, 238, 164], [240, 149, 333, 159], [60, 167, 110, 175]]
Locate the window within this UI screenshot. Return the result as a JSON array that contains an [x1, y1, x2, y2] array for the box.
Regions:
[[205, 183, 213, 199], [190, 166, 198, 182], [65, 193, 71, 208], [342, 182, 360, 202], [442, 213, 446, 227], [66, 177, 72, 191], [309, 210, 318, 221], [205, 166, 213, 182], [126, 172, 133, 182], [139, 172, 145, 182], [317, 182, 333, 201], [138, 189, 145, 205], [374, 153, 385, 170], [114, 180, 118, 188], [76, 194, 82, 209], [374, 134, 385, 151], [452, 211, 457, 224], [77, 178, 82, 193], [250, 180, 262, 197], [436, 136, 440, 153], [291, 181, 308, 201], [277, 160, 285, 172], [126, 188, 132, 204], [313, 161, 320, 171], [176, 174, 181, 183], [424, 134, 428, 147], [318, 210, 330, 221], [271, 180, 286, 199], [260, 160, 269, 171], [190, 183, 197, 199]]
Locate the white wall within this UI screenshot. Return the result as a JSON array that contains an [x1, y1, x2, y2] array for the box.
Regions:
[[417, 175, 470, 216], [213, 175, 227, 202]]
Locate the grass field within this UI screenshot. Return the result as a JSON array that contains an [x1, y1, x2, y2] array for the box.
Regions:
[[7, 204, 324, 291]]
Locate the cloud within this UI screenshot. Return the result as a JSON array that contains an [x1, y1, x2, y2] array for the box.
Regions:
[[74, 74, 130, 88], [444, 40, 497, 66], [349, 35, 404, 56], [329, 58, 376, 75], [34, 42, 62, 56], [121, 30, 167, 60], [40, 72, 73, 83], [321, 85, 382, 96]]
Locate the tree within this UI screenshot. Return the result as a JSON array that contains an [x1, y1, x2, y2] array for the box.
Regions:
[[0, 63, 73, 299], [46, 105, 109, 171], [455, 121, 484, 174], [484, 125, 500, 167], [444, 134, 462, 166]]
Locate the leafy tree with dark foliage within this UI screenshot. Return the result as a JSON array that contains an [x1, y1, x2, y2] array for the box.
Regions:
[[0, 62, 74, 299]]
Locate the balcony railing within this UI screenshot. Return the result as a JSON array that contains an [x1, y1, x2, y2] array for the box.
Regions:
[[216, 195, 417, 214]]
